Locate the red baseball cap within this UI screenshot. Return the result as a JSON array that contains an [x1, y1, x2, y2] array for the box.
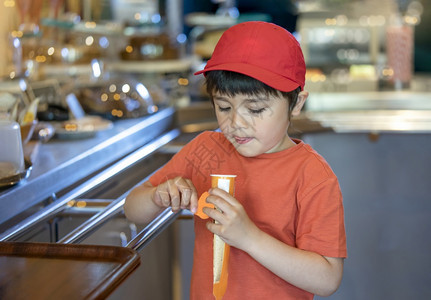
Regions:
[[194, 21, 306, 92]]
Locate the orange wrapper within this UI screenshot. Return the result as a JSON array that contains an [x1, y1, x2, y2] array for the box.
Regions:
[[210, 174, 236, 300], [195, 192, 213, 219]]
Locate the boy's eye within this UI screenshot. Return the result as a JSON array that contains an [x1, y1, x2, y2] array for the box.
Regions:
[[249, 107, 266, 114], [217, 105, 231, 112]]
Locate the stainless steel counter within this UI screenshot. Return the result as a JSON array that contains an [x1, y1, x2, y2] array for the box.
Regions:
[[0, 107, 176, 229], [305, 91, 431, 133]]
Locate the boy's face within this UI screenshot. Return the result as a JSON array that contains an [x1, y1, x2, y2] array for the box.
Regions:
[[213, 91, 304, 157]]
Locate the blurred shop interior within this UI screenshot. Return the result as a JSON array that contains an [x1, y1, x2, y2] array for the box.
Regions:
[[0, 1, 431, 300]]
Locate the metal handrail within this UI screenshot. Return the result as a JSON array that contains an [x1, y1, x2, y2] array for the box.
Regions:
[[0, 129, 180, 242], [126, 208, 182, 252], [57, 199, 117, 217], [58, 184, 185, 248], [58, 197, 126, 244]]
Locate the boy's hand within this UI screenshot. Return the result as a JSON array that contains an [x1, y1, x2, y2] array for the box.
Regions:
[[204, 188, 260, 252], [153, 177, 198, 213]]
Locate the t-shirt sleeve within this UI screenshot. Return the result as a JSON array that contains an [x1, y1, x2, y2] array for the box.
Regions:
[[295, 176, 347, 258]]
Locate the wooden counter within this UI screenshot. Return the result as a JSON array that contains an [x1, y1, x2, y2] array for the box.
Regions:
[[0, 242, 140, 300]]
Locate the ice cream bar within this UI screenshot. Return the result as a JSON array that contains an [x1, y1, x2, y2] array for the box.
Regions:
[[210, 174, 236, 300]]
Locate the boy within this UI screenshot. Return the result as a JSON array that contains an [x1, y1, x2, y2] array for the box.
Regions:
[[125, 21, 347, 299]]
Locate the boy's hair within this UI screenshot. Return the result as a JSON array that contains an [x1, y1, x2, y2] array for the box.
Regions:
[[205, 70, 301, 119]]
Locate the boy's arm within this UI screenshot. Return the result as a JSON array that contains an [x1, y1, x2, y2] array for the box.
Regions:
[[245, 228, 344, 297], [124, 181, 163, 225], [124, 177, 198, 225]]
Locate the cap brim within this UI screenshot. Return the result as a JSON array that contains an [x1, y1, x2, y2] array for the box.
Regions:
[[194, 62, 302, 92]]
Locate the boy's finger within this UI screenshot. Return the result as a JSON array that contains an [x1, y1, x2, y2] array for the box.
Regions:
[[167, 180, 180, 210], [206, 190, 234, 215], [190, 188, 199, 214], [157, 190, 171, 207], [209, 187, 237, 206], [180, 187, 191, 208], [209, 187, 230, 198], [184, 178, 198, 212], [176, 178, 193, 208]]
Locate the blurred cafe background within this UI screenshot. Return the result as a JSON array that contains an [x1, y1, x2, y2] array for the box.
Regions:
[[0, 0, 430, 299]]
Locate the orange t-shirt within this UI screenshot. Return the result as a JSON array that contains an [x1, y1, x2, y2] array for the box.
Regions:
[[150, 131, 347, 299]]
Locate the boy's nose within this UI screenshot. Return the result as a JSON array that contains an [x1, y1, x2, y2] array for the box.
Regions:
[[230, 110, 249, 129]]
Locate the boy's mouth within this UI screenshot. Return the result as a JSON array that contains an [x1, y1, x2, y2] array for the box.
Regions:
[[234, 136, 253, 144]]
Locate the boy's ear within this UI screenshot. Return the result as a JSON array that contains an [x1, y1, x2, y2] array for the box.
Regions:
[[291, 91, 308, 116]]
